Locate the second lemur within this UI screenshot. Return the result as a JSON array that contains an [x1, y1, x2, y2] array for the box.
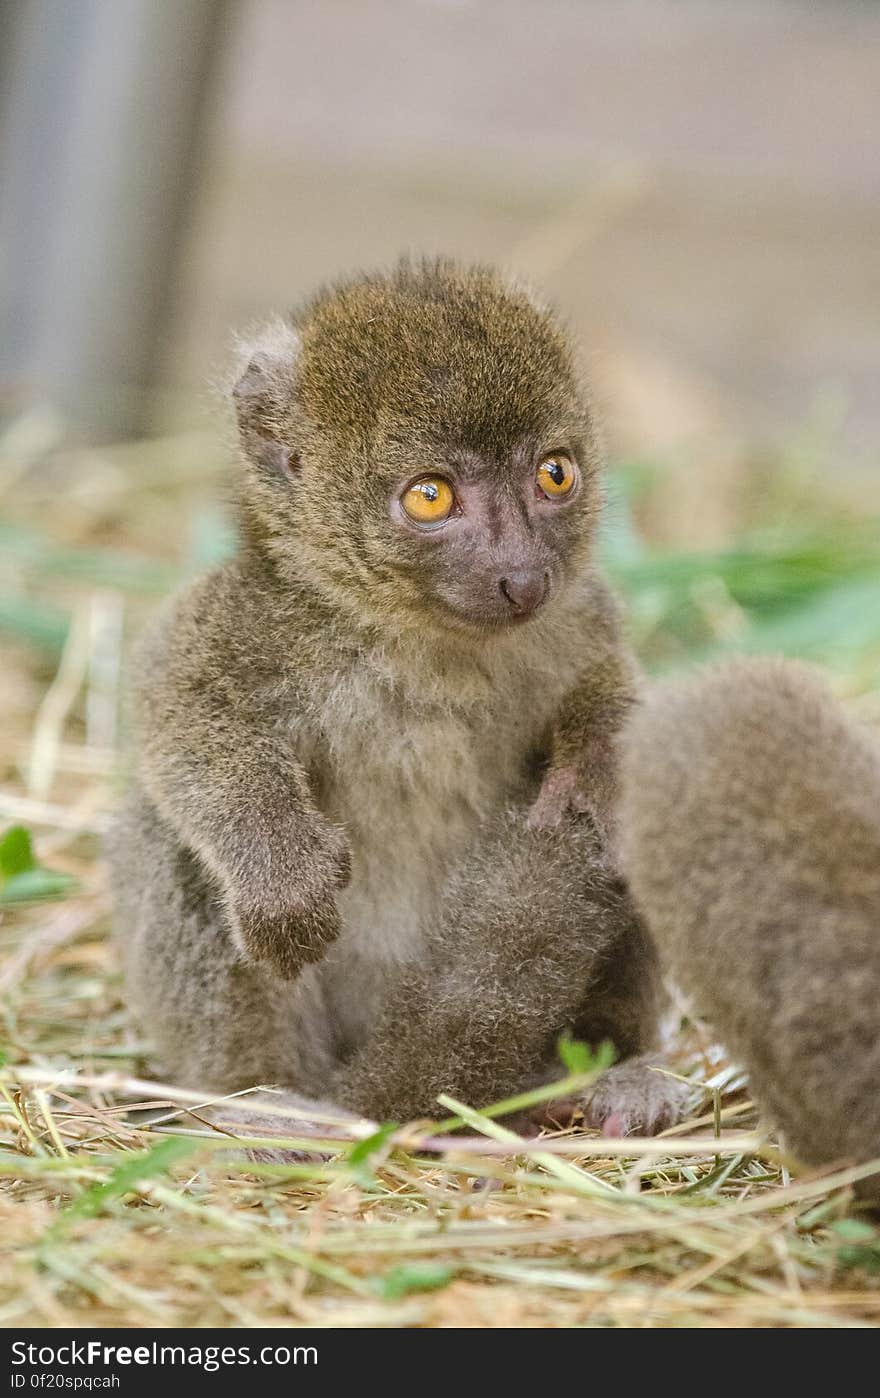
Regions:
[[108, 258, 687, 1134], [620, 658, 880, 1184]]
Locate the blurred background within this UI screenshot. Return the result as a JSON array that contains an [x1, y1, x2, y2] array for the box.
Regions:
[[1, 0, 879, 855]]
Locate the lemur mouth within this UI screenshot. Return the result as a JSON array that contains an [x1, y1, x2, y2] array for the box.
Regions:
[[447, 598, 551, 635]]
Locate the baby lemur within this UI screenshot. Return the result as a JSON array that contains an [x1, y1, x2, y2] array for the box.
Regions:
[[620, 659, 880, 1184], [109, 257, 687, 1135]]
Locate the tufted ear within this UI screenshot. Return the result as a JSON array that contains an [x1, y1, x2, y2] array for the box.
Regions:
[[231, 320, 301, 477]]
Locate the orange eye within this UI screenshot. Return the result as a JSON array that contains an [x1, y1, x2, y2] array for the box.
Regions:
[[536, 453, 577, 499], [401, 477, 455, 525]]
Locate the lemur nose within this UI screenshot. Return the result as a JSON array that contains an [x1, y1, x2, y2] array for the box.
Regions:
[[499, 570, 548, 615]]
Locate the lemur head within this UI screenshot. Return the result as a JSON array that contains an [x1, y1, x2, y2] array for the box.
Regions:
[[232, 258, 602, 635]]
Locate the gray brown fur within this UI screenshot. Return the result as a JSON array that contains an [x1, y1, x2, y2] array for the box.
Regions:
[[108, 258, 678, 1131], [620, 658, 880, 1177]]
